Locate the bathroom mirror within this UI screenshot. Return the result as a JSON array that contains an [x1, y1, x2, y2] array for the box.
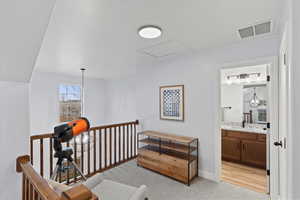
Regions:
[[243, 84, 267, 124], [221, 84, 243, 123]]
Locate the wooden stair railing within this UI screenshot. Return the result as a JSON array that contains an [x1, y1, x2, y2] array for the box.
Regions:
[[29, 120, 139, 184], [16, 155, 98, 200]]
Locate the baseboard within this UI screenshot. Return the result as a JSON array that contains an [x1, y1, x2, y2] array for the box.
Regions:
[[269, 193, 280, 200], [198, 170, 218, 182]]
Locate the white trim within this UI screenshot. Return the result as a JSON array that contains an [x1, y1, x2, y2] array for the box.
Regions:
[[268, 59, 280, 199], [216, 56, 278, 198], [277, 22, 291, 200], [198, 170, 218, 182]]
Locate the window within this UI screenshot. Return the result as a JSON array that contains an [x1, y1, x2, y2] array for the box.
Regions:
[[59, 85, 81, 122]]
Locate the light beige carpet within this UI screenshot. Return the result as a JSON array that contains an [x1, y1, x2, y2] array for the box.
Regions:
[[96, 160, 269, 200]]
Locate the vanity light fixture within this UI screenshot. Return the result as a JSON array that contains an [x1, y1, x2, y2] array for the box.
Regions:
[[226, 72, 262, 85], [138, 25, 162, 39]]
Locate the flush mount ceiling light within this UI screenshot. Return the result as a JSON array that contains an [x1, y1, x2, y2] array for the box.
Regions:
[[138, 25, 162, 39]]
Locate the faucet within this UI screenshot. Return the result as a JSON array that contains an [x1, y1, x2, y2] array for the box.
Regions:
[[242, 120, 246, 128]]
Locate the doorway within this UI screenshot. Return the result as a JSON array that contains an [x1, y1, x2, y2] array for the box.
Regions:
[[216, 57, 279, 199]]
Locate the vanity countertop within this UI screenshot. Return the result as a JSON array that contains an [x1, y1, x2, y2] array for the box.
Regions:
[[221, 124, 267, 134]]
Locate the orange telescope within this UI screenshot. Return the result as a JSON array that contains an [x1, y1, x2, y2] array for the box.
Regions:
[[68, 117, 90, 137], [54, 117, 90, 143]]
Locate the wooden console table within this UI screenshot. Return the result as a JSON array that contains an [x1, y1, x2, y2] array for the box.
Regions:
[[137, 131, 199, 186]]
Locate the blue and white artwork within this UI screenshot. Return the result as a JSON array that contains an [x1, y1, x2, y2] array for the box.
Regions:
[[160, 85, 184, 121]]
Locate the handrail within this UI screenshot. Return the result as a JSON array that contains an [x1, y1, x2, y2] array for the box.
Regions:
[[30, 133, 54, 140], [30, 120, 139, 140], [17, 155, 60, 200], [16, 155, 98, 200], [89, 120, 139, 130]]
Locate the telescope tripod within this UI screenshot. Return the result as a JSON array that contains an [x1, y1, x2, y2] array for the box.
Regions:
[[50, 148, 87, 181]]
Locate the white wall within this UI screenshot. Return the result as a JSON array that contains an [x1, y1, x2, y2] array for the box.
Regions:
[[0, 0, 56, 82], [104, 77, 137, 124], [103, 36, 279, 179], [290, 0, 300, 199], [0, 81, 30, 200], [30, 71, 107, 135]]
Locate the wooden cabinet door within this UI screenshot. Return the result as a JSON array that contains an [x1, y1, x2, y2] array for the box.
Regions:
[[222, 137, 241, 162], [241, 140, 266, 169]]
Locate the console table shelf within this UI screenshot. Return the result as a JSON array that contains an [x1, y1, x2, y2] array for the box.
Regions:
[[139, 138, 197, 154], [137, 130, 199, 185], [140, 145, 198, 162], [139, 130, 196, 143]]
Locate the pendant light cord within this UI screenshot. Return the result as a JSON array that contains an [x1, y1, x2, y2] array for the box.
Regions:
[[80, 68, 86, 117]]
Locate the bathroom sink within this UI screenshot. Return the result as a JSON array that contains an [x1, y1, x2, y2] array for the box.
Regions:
[[221, 124, 267, 134]]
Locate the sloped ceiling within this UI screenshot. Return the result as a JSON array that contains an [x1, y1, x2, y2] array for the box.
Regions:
[[1, 0, 282, 81], [0, 0, 56, 82], [35, 0, 282, 79]]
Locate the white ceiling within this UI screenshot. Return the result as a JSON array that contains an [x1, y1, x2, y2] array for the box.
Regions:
[[35, 0, 282, 79], [0, 0, 56, 82]]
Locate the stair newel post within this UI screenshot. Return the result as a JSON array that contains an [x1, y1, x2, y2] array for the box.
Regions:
[[137, 132, 140, 152], [188, 143, 191, 186], [159, 138, 162, 155], [196, 139, 199, 177]]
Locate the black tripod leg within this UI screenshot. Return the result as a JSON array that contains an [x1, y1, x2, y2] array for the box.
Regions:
[[51, 165, 59, 181], [51, 157, 64, 181], [71, 161, 87, 181]]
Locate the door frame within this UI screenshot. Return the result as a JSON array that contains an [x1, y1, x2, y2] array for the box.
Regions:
[[278, 22, 291, 200], [216, 56, 279, 199]]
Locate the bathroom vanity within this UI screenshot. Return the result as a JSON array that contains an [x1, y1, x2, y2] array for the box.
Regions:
[[221, 128, 267, 169]]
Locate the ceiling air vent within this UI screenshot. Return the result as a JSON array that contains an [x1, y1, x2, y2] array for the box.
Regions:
[[238, 26, 254, 39], [255, 21, 271, 35], [238, 21, 272, 39]]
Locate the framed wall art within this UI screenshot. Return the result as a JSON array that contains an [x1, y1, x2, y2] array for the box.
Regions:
[[160, 85, 184, 121]]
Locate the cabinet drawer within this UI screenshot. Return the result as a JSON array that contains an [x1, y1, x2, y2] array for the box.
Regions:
[[138, 148, 188, 166], [257, 134, 266, 142], [238, 132, 257, 140], [138, 156, 188, 183], [226, 130, 240, 138], [226, 131, 257, 140], [138, 148, 197, 183]]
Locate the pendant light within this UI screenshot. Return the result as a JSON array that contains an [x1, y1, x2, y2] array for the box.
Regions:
[[73, 68, 91, 154], [80, 68, 89, 144], [249, 87, 260, 108]]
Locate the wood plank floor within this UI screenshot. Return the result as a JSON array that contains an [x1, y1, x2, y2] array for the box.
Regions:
[[221, 161, 267, 194]]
